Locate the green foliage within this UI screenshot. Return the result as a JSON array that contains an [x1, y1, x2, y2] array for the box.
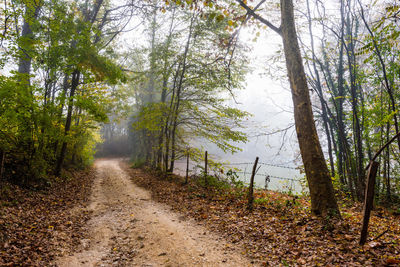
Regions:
[[127, 5, 250, 172], [131, 158, 146, 169], [254, 197, 269, 205], [225, 169, 245, 188], [0, 0, 128, 185], [196, 173, 231, 190]]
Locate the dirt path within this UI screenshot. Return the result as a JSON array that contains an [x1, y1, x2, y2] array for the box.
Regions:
[[56, 159, 251, 267]]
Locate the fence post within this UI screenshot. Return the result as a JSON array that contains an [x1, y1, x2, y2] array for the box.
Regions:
[[360, 160, 379, 245], [185, 151, 189, 184], [204, 151, 208, 186], [247, 157, 259, 211]]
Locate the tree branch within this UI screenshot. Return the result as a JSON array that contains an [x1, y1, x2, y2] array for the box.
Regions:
[[235, 0, 281, 35]]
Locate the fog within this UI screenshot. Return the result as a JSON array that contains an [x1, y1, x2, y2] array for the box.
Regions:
[[102, 12, 306, 193], [171, 30, 304, 193]]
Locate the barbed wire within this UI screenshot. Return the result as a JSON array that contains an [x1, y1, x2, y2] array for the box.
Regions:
[[258, 162, 298, 170], [174, 159, 301, 182], [220, 162, 251, 166], [235, 171, 299, 182], [220, 161, 298, 170]]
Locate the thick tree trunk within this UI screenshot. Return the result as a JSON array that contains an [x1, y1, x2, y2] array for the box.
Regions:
[[280, 0, 340, 217]]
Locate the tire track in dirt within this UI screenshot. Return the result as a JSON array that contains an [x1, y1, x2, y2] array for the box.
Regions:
[[56, 159, 252, 267]]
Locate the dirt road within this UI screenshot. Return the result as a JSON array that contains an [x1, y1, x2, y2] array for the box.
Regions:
[[56, 159, 251, 267]]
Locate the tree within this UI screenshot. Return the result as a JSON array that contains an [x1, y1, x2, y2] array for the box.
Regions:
[[0, 0, 131, 183], [237, 0, 340, 216], [127, 2, 249, 173]]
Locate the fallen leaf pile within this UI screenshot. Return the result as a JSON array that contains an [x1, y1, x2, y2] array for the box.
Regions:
[[125, 164, 400, 266], [0, 168, 95, 266]]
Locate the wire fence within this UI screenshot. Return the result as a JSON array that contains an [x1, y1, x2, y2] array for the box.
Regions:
[[218, 161, 300, 182], [221, 161, 298, 170], [174, 158, 303, 193], [234, 171, 299, 182]]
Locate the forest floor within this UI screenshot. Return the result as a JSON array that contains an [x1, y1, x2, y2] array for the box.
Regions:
[[124, 161, 400, 266], [1, 158, 400, 266], [0, 165, 95, 266]]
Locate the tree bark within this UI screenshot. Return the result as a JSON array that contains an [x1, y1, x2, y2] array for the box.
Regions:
[[247, 157, 259, 211], [345, 13, 365, 200], [204, 151, 208, 185], [54, 0, 104, 175], [280, 0, 340, 217], [55, 70, 80, 176], [18, 4, 41, 80], [168, 13, 195, 173], [359, 161, 379, 245], [305, 0, 335, 178], [0, 150, 5, 181], [185, 152, 189, 184], [385, 123, 391, 202]]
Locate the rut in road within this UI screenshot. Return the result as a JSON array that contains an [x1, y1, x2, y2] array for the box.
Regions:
[[56, 159, 251, 267]]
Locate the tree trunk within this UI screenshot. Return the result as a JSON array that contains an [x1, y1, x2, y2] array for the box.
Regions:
[[53, 74, 70, 156], [247, 157, 259, 211], [55, 70, 80, 176], [280, 0, 340, 217], [71, 107, 82, 165], [185, 152, 189, 184], [385, 123, 391, 202], [305, 0, 335, 178], [204, 151, 208, 185], [359, 5, 400, 152], [164, 130, 170, 172], [0, 150, 5, 181], [18, 4, 41, 80], [345, 22, 365, 200], [169, 119, 177, 172], [168, 13, 195, 173]]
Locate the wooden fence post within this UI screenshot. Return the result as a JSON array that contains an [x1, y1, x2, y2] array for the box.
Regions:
[[204, 151, 208, 186], [247, 157, 259, 211], [360, 161, 379, 245]]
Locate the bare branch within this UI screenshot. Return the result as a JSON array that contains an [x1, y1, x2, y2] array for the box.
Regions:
[[235, 0, 281, 35]]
